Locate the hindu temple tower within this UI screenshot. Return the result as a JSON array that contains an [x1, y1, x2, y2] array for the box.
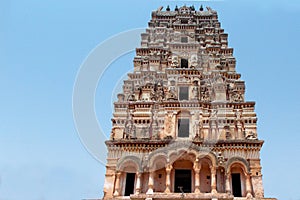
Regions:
[[102, 5, 276, 200]]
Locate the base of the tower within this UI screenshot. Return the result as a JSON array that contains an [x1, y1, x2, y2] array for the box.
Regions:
[[130, 192, 232, 200], [93, 193, 277, 200]]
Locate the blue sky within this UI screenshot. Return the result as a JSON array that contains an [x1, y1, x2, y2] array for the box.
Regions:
[[0, 0, 300, 200]]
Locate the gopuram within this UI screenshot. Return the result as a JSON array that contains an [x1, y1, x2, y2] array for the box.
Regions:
[[102, 5, 277, 200]]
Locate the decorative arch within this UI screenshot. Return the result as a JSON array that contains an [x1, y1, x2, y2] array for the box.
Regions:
[[226, 157, 250, 174], [149, 153, 168, 171], [177, 110, 191, 117], [148, 141, 218, 167], [198, 151, 217, 167], [169, 149, 197, 165], [147, 147, 168, 168], [116, 155, 142, 172]]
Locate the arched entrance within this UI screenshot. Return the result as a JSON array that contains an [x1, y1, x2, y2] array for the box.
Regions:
[[115, 156, 142, 197], [230, 165, 245, 197], [227, 162, 249, 197], [124, 172, 135, 196], [121, 165, 137, 196], [173, 159, 193, 193]]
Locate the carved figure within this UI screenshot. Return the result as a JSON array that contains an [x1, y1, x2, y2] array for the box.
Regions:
[[166, 80, 177, 100], [246, 131, 258, 140], [190, 54, 198, 68], [156, 83, 165, 101], [171, 56, 179, 68], [193, 119, 200, 137], [192, 81, 199, 100], [127, 93, 136, 101], [231, 91, 244, 102], [165, 112, 173, 134]]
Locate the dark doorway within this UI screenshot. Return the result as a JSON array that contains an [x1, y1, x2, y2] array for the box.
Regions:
[[231, 173, 242, 197], [181, 59, 188, 68], [175, 169, 192, 193], [124, 173, 135, 196], [178, 118, 189, 137], [179, 86, 189, 100]]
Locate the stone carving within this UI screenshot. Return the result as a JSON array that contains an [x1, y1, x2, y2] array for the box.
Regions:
[[171, 56, 179, 68], [127, 93, 136, 101], [178, 76, 190, 83], [117, 94, 125, 102], [144, 74, 155, 85], [190, 54, 198, 68], [236, 109, 242, 120], [226, 130, 232, 140], [223, 125, 232, 140], [192, 81, 199, 100], [192, 87, 199, 99], [246, 131, 258, 140], [164, 112, 177, 138], [215, 74, 224, 83], [200, 84, 211, 102], [211, 109, 218, 119], [166, 80, 177, 100], [156, 83, 165, 101], [150, 89, 156, 101], [165, 112, 173, 134], [193, 116, 200, 138], [231, 91, 244, 102], [150, 82, 165, 101], [124, 111, 135, 139], [201, 89, 210, 102], [162, 51, 169, 60], [217, 152, 225, 165], [173, 18, 180, 25]]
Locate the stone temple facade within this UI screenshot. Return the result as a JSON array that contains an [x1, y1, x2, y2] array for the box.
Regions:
[[102, 5, 276, 200]]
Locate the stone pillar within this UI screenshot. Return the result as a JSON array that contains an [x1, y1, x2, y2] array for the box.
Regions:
[[193, 159, 201, 193], [211, 121, 217, 140], [146, 171, 154, 194], [135, 172, 142, 194], [252, 175, 264, 198], [246, 174, 253, 198], [113, 172, 121, 196], [165, 164, 173, 193], [225, 173, 231, 194], [210, 166, 217, 194], [236, 121, 243, 139]]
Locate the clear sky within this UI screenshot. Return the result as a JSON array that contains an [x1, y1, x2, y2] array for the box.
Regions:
[[1, 0, 300, 200]]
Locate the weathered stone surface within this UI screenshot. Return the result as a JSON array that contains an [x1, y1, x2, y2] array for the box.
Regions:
[[100, 5, 277, 200]]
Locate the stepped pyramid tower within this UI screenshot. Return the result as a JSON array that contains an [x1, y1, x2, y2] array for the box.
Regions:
[[102, 5, 276, 200]]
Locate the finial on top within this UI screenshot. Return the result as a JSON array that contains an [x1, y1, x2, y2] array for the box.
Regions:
[[200, 5, 204, 11], [175, 5, 178, 12], [166, 5, 170, 11], [190, 5, 195, 11]]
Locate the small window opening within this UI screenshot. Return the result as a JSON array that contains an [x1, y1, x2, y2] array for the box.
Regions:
[[181, 37, 188, 43], [178, 118, 189, 137], [179, 87, 189, 100], [181, 58, 188, 68]]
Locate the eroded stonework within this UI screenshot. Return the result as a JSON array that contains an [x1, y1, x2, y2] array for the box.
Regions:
[[101, 5, 276, 200]]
